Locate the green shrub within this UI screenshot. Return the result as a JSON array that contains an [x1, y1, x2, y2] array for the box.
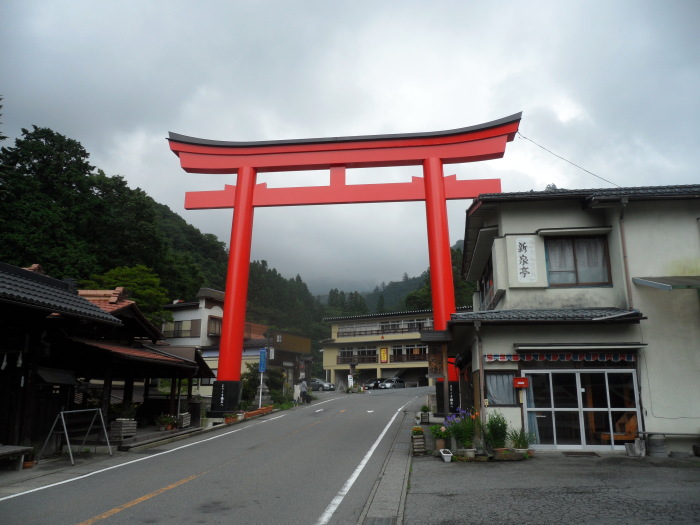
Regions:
[[484, 410, 508, 449]]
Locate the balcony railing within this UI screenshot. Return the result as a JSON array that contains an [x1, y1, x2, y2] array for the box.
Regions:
[[337, 355, 378, 364], [336, 353, 428, 364], [391, 353, 428, 362], [162, 330, 192, 338], [337, 326, 429, 337]]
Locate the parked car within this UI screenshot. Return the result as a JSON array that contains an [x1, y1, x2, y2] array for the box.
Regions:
[[363, 379, 382, 390], [379, 377, 405, 389], [308, 378, 335, 391]]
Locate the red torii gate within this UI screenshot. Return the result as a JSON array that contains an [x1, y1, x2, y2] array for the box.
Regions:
[[168, 112, 521, 414]]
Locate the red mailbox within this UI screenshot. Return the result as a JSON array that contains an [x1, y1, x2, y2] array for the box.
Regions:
[[513, 377, 529, 388]]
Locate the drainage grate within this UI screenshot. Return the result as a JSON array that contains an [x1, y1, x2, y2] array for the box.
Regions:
[[562, 451, 599, 457]]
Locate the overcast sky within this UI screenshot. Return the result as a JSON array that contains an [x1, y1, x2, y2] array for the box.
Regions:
[[2, 1, 698, 294]]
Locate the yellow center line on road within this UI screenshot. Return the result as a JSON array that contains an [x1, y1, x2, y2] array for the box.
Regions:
[[76, 473, 200, 525], [74, 405, 349, 523]]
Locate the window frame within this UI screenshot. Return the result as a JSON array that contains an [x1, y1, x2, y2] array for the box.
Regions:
[[545, 235, 612, 287], [485, 372, 518, 407]]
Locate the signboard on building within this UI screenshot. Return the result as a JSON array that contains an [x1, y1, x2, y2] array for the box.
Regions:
[[380, 347, 388, 364]]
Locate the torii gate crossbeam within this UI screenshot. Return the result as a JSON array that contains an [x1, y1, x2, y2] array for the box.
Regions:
[[168, 112, 521, 414]]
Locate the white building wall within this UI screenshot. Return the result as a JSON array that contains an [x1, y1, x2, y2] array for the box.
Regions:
[[623, 201, 700, 433]]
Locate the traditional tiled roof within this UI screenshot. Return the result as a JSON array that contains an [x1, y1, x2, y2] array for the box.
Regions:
[[0, 263, 121, 325], [78, 287, 163, 341], [472, 184, 700, 206], [243, 337, 268, 349], [78, 288, 133, 314], [451, 308, 643, 324], [74, 338, 191, 366], [324, 305, 472, 322]]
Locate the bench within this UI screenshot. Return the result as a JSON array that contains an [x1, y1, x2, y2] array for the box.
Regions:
[[637, 431, 700, 441], [0, 445, 33, 471], [638, 432, 700, 437], [596, 413, 638, 443]]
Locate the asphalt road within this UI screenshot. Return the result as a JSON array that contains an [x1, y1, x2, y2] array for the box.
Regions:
[[0, 387, 424, 525]]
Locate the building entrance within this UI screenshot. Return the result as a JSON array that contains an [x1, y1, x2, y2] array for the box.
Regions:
[[524, 370, 640, 450]]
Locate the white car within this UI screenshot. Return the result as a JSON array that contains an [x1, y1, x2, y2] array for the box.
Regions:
[[379, 377, 405, 389], [308, 378, 335, 391]]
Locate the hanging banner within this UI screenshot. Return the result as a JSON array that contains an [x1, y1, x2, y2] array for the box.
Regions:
[[427, 345, 444, 378]]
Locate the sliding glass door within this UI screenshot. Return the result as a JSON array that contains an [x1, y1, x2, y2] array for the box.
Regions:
[[524, 370, 639, 449]]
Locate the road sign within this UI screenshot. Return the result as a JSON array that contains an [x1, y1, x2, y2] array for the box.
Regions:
[[259, 349, 266, 373]]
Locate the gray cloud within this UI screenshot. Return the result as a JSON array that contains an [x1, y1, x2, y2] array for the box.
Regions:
[[2, 0, 698, 294]]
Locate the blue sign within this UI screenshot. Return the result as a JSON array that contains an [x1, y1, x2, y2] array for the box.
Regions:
[[259, 349, 267, 373]]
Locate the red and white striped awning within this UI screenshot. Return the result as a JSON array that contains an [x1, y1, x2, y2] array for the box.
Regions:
[[486, 353, 636, 362]]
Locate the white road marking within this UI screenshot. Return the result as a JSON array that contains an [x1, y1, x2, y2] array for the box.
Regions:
[[0, 414, 287, 502], [315, 400, 411, 525]]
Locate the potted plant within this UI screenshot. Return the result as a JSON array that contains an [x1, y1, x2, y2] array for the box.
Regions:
[[224, 413, 238, 424], [155, 414, 176, 431], [508, 426, 535, 455], [429, 424, 450, 451], [483, 410, 508, 453], [420, 405, 430, 424], [445, 408, 480, 457]]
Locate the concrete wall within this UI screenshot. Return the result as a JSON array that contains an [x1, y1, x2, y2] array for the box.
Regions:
[[623, 201, 700, 435]]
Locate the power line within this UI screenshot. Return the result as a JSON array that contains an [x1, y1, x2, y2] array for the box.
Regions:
[[517, 131, 621, 188]]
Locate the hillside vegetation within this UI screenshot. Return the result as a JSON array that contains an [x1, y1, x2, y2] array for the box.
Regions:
[[0, 125, 473, 341]]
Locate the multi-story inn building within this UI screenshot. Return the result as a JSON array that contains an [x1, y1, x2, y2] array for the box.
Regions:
[[445, 185, 700, 453], [323, 309, 468, 388], [162, 288, 311, 401]]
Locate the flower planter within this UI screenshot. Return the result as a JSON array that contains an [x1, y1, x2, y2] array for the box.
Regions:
[[435, 438, 446, 451], [110, 418, 137, 440], [411, 435, 427, 456], [178, 412, 191, 429], [457, 448, 476, 458], [439, 449, 453, 462]]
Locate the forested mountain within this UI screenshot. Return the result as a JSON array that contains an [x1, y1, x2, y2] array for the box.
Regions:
[[0, 126, 228, 300], [363, 273, 426, 312], [0, 126, 339, 339], [0, 122, 473, 342]]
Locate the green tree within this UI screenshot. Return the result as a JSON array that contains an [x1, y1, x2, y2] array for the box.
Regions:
[[0, 126, 102, 277], [265, 367, 286, 392], [376, 294, 386, 313], [0, 96, 6, 142], [80, 265, 171, 325], [404, 244, 475, 310], [0, 126, 229, 301], [240, 362, 261, 405]]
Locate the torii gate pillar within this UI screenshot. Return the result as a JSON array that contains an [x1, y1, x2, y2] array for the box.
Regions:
[[168, 113, 521, 415]]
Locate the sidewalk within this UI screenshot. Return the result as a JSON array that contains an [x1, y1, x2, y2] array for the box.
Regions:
[[403, 427, 700, 525]]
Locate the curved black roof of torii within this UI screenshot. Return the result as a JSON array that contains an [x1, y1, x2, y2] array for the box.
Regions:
[[168, 112, 523, 148]]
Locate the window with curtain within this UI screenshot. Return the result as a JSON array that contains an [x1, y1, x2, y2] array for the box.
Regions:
[[486, 373, 517, 405], [546, 236, 610, 286]]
